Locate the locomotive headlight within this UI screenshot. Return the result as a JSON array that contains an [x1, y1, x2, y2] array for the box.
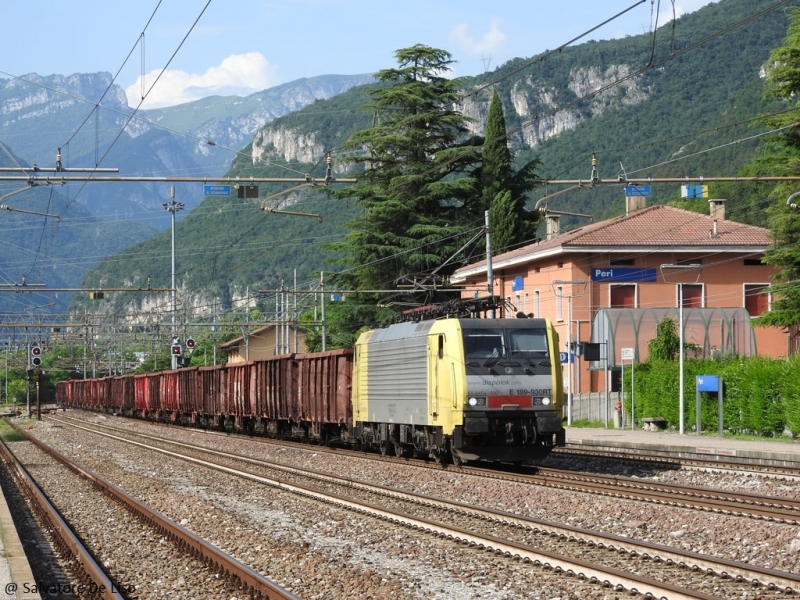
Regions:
[[468, 397, 486, 407], [468, 397, 478, 407], [541, 397, 551, 406]]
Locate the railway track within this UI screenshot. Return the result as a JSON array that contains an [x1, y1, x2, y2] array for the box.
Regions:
[[0, 434, 124, 600], [2, 419, 297, 600], [45, 414, 800, 599], [555, 443, 800, 478], [68, 412, 800, 525]]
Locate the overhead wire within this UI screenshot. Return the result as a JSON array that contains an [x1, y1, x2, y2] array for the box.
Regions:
[[3, 1, 792, 324]]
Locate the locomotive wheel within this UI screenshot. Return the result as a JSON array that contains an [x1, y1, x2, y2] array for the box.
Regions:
[[394, 442, 405, 458], [452, 452, 463, 467]]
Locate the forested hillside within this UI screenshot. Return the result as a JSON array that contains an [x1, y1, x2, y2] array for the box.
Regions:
[[78, 0, 792, 317]]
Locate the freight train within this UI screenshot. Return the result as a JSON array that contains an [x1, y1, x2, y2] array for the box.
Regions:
[[56, 314, 565, 465]]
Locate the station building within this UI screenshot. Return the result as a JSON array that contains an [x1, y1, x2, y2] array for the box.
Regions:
[[449, 198, 789, 397], [220, 324, 308, 363]]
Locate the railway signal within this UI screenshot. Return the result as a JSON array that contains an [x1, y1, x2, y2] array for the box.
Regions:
[[171, 343, 182, 356], [30, 345, 42, 367], [185, 338, 196, 352]]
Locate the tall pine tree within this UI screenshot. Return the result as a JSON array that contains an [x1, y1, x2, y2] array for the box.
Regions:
[[481, 88, 542, 254], [755, 8, 800, 330], [321, 45, 483, 343]]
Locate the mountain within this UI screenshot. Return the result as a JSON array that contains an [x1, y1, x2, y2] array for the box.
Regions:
[[0, 72, 373, 316], [0, 71, 374, 228], [76, 0, 790, 323], [3, 0, 790, 325]]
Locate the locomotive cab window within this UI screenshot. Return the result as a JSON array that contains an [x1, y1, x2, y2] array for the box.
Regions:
[[508, 328, 549, 357], [463, 329, 505, 359]]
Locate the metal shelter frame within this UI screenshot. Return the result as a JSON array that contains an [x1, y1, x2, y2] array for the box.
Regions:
[[590, 307, 757, 369]]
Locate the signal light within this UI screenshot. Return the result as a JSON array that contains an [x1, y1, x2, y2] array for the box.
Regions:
[[31, 346, 42, 367], [171, 344, 182, 356], [185, 338, 196, 349]]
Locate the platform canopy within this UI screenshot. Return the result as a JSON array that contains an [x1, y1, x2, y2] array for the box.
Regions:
[[590, 307, 756, 368]]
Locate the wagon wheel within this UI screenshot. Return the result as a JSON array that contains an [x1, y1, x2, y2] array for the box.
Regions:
[[452, 451, 463, 467], [394, 442, 405, 458], [430, 448, 445, 465], [379, 439, 392, 456]]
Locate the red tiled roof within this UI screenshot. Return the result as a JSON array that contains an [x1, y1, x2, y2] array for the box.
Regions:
[[453, 204, 770, 278]]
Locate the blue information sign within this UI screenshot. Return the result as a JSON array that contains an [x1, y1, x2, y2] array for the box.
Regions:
[[559, 352, 575, 364], [696, 375, 720, 393], [592, 268, 657, 282], [625, 185, 651, 197], [204, 185, 231, 196], [511, 276, 524, 292]]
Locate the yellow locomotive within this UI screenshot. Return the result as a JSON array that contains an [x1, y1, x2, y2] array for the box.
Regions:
[[351, 316, 565, 465]]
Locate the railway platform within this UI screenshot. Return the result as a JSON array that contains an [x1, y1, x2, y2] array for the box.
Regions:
[[0, 473, 41, 599], [564, 425, 800, 469]]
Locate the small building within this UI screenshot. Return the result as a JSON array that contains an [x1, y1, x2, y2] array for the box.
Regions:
[[450, 199, 788, 397], [219, 324, 308, 363]]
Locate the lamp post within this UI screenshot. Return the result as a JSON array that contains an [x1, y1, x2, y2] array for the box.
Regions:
[[163, 186, 184, 370], [660, 263, 702, 435], [551, 279, 587, 426]]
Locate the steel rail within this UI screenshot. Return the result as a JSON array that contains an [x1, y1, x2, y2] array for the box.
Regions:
[[9, 420, 298, 600], [53, 415, 800, 598], [0, 429, 124, 599]]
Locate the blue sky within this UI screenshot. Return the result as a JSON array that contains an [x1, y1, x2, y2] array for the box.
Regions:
[[2, 1, 716, 109]]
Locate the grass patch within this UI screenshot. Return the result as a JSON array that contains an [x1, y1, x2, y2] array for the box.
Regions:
[[568, 419, 609, 428], [719, 431, 798, 443], [0, 418, 29, 442]]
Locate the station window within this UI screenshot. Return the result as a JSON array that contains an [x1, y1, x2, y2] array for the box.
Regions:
[[555, 286, 563, 321], [610, 284, 636, 308], [680, 284, 704, 308], [744, 284, 770, 317]]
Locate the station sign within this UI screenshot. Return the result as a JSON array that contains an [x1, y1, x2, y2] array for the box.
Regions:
[[559, 352, 575, 364], [204, 185, 231, 196], [592, 267, 656, 282], [625, 185, 651, 197]]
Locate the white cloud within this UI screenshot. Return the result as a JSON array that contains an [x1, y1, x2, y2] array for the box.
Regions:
[[125, 52, 279, 109], [448, 18, 507, 57], [658, 0, 718, 27]]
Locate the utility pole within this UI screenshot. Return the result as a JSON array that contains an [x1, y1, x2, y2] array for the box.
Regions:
[[163, 186, 184, 369], [4, 342, 8, 406], [551, 280, 587, 426], [485, 211, 495, 318]]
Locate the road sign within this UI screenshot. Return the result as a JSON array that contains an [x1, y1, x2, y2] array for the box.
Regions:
[[621, 347, 634, 360], [204, 185, 231, 196], [681, 184, 708, 199], [625, 185, 651, 197]]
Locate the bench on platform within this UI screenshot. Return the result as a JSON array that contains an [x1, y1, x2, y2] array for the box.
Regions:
[[642, 417, 667, 431]]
